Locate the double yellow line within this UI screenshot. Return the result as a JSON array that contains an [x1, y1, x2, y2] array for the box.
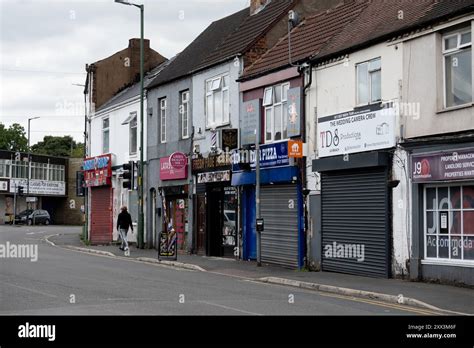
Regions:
[[319, 292, 443, 315]]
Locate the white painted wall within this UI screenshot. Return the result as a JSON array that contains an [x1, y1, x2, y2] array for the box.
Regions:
[[192, 60, 241, 153], [308, 41, 410, 275]]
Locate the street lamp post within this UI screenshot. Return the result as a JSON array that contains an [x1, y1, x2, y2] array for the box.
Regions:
[[27, 117, 40, 202], [115, 0, 145, 249]]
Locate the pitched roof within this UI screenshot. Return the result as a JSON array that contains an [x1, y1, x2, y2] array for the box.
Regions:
[[192, 0, 295, 72], [146, 8, 248, 89], [242, 0, 474, 80]]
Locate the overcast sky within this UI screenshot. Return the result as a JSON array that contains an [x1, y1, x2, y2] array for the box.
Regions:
[[0, 0, 248, 145]]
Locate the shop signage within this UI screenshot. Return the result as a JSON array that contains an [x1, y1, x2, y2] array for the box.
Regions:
[[232, 141, 290, 172], [241, 99, 260, 146], [192, 153, 232, 173], [160, 156, 187, 180], [9, 179, 66, 196], [0, 179, 8, 192], [412, 149, 474, 182], [287, 88, 301, 137], [83, 154, 112, 187], [288, 140, 303, 158], [317, 103, 396, 158], [221, 129, 238, 150], [197, 170, 231, 184], [169, 152, 188, 170]]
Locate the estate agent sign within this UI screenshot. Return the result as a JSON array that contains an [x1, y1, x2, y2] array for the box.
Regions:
[[412, 149, 474, 182]]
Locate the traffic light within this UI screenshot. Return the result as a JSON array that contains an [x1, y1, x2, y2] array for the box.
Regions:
[[122, 161, 135, 190], [18, 186, 24, 196]]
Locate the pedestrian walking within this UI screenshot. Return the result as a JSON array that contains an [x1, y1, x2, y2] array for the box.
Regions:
[[116, 206, 133, 252]]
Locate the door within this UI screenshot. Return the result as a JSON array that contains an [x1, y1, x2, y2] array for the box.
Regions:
[[207, 188, 223, 256], [196, 194, 206, 255], [321, 167, 390, 278], [243, 187, 256, 260]]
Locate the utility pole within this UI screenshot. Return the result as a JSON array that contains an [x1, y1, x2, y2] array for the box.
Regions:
[[115, 0, 145, 249]]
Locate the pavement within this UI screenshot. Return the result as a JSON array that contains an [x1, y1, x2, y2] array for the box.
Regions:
[[46, 228, 474, 315]]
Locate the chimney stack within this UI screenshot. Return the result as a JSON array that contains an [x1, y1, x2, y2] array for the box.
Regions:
[[250, 0, 270, 16]]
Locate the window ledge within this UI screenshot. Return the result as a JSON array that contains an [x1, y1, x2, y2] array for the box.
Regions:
[[437, 103, 473, 114], [421, 259, 474, 268]]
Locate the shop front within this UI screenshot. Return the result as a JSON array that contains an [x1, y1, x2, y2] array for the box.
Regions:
[[159, 154, 190, 252], [192, 152, 237, 257], [232, 140, 304, 269], [410, 146, 474, 286], [83, 154, 113, 244], [312, 104, 397, 278]]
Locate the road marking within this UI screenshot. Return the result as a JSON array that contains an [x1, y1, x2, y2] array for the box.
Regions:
[[3, 281, 58, 298], [318, 292, 442, 316], [198, 300, 263, 316], [26, 231, 46, 235]]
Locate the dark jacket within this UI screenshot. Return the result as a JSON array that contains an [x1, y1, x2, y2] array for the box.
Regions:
[[117, 211, 134, 231]]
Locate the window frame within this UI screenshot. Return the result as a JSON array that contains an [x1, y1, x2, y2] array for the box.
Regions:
[[205, 74, 230, 128], [356, 57, 382, 106], [264, 82, 290, 143], [159, 98, 167, 143], [102, 117, 110, 154], [129, 112, 138, 155], [423, 183, 474, 265], [442, 27, 472, 109], [180, 90, 190, 139]]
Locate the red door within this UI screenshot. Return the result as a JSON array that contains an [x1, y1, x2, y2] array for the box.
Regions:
[[90, 186, 113, 244]]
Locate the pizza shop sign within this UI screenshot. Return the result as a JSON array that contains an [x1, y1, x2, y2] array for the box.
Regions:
[[82, 154, 112, 187]]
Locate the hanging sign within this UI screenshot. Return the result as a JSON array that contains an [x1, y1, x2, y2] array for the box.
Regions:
[[169, 152, 188, 170]]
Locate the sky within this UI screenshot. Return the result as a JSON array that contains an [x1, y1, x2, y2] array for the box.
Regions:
[[0, 0, 249, 145]]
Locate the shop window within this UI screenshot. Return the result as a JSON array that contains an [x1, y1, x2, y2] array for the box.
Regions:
[[442, 27, 472, 108], [356, 57, 381, 105], [424, 185, 474, 262], [264, 82, 290, 142], [205, 74, 230, 128]]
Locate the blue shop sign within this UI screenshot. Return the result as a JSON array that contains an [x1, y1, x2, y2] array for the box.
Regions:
[[232, 141, 290, 172]]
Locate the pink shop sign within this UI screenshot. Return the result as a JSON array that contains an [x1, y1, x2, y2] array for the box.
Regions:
[[160, 156, 187, 180]]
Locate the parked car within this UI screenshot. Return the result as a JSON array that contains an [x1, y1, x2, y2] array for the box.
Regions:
[[15, 209, 51, 225]]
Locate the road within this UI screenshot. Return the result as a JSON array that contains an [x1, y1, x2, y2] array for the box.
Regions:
[[0, 225, 437, 315]]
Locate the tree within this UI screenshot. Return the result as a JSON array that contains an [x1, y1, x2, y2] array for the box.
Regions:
[[31, 135, 84, 158], [0, 123, 28, 152]]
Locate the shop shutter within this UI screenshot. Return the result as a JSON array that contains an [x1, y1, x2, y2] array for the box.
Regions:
[[260, 185, 299, 268], [90, 186, 113, 244], [321, 167, 389, 278]]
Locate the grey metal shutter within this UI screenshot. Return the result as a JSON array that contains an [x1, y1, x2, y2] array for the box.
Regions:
[[321, 167, 389, 278], [260, 185, 299, 268]]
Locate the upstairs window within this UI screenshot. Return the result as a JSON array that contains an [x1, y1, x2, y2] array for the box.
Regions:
[[129, 113, 137, 155], [180, 91, 190, 139], [102, 117, 110, 154], [356, 57, 381, 105], [206, 74, 229, 128], [159, 98, 167, 143], [443, 28, 472, 108], [264, 82, 290, 142]]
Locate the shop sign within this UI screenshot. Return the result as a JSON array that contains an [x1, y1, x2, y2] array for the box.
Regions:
[[192, 152, 232, 173], [83, 154, 112, 187], [288, 140, 303, 158], [241, 99, 260, 146], [0, 179, 8, 192], [160, 156, 187, 180], [9, 179, 66, 196], [412, 149, 474, 182], [197, 170, 231, 184], [169, 152, 188, 170], [232, 141, 290, 172], [287, 88, 301, 137], [317, 103, 396, 158], [221, 129, 238, 150]]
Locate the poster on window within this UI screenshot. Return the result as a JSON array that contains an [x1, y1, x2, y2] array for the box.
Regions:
[[317, 103, 396, 158], [287, 87, 301, 137], [241, 99, 260, 146]]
